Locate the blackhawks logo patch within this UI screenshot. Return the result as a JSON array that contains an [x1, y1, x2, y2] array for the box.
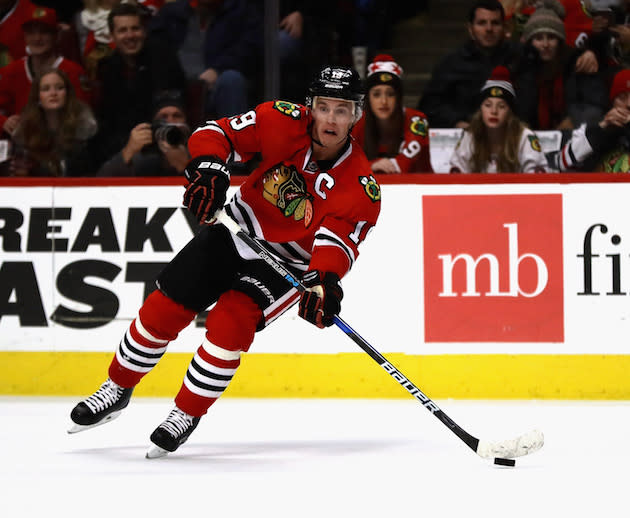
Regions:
[[359, 175, 381, 203], [273, 100, 301, 120], [600, 149, 630, 173], [410, 116, 427, 137], [528, 134, 542, 152], [262, 164, 313, 227]]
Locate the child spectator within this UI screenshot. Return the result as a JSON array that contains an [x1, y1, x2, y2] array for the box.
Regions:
[[0, 6, 92, 137], [352, 54, 433, 173], [8, 68, 97, 176], [449, 66, 548, 173]]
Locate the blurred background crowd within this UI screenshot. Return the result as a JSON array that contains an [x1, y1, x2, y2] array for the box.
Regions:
[[1, 0, 630, 176]]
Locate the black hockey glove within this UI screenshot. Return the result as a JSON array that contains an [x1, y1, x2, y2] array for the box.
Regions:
[[298, 271, 343, 328], [183, 155, 230, 224]]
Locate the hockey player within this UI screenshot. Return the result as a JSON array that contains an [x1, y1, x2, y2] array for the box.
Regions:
[[68, 66, 381, 458]]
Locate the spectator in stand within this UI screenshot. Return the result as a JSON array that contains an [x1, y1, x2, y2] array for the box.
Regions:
[[512, 1, 608, 130], [149, 0, 262, 120], [418, 0, 520, 129], [93, 2, 186, 168], [0, 6, 92, 137], [548, 67, 630, 172], [352, 54, 433, 173], [7, 67, 97, 176], [75, 0, 117, 80], [449, 66, 549, 173], [0, 0, 41, 65], [96, 90, 191, 176], [273, 1, 337, 103]]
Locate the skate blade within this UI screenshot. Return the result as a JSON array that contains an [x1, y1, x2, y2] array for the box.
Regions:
[[145, 444, 169, 459], [67, 410, 122, 434]]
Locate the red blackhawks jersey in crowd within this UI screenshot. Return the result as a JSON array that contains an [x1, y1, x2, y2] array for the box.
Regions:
[[188, 100, 382, 279], [351, 107, 433, 173], [0, 56, 91, 127]]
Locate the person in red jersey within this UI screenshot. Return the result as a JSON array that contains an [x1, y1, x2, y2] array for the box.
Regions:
[[352, 54, 433, 173], [0, 6, 91, 136], [69, 66, 382, 457]]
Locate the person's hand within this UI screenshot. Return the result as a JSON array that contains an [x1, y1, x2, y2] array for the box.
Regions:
[[158, 139, 190, 173], [279, 11, 304, 39], [199, 68, 218, 88], [183, 155, 230, 224], [122, 122, 152, 163], [600, 106, 630, 128], [3, 114, 20, 136], [455, 121, 469, 130], [371, 158, 399, 174], [298, 271, 343, 328], [575, 50, 598, 74]]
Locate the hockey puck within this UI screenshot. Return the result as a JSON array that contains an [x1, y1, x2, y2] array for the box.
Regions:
[[494, 457, 516, 467]]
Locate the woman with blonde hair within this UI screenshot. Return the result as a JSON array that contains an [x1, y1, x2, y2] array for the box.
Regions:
[[9, 67, 98, 176], [449, 66, 548, 173]]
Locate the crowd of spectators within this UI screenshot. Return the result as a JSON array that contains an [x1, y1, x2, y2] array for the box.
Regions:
[[1, 0, 629, 176]]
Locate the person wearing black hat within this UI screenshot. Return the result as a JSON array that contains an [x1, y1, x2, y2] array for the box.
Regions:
[[449, 66, 549, 173], [96, 90, 191, 176], [352, 54, 433, 173]]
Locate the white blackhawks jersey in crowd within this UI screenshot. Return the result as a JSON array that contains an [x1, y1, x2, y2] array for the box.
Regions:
[[449, 127, 549, 173], [188, 100, 382, 279]]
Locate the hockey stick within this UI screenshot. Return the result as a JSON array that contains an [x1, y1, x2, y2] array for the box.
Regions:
[[215, 210, 544, 462]]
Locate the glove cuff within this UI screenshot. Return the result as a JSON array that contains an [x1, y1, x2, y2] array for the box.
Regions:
[[185, 155, 230, 182]]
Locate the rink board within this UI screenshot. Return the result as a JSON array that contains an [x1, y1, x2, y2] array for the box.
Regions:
[[2, 175, 630, 398]]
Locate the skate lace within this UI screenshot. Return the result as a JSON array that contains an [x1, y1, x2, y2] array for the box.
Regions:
[[159, 408, 195, 438], [84, 379, 123, 413]]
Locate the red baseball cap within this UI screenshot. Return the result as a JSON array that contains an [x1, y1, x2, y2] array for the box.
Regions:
[[22, 7, 58, 32]]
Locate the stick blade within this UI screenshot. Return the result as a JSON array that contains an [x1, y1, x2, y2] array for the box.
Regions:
[[477, 429, 544, 459]]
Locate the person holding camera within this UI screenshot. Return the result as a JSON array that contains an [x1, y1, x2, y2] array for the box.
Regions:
[[548, 67, 630, 172], [96, 91, 191, 177]]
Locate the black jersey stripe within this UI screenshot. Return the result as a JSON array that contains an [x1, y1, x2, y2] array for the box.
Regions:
[[122, 335, 165, 360], [185, 371, 227, 393]]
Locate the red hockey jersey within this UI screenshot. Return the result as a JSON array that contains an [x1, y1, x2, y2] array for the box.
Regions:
[[0, 56, 91, 127], [188, 100, 382, 279], [352, 107, 433, 173]]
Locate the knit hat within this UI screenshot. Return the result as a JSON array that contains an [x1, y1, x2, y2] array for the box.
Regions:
[[366, 54, 403, 94], [522, 2, 566, 42], [480, 66, 516, 108], [152, 90, 186, 116], [609, 69, 630, 102]]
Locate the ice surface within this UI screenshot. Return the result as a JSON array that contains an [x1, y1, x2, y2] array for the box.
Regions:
[[0, 397, 626, 517]]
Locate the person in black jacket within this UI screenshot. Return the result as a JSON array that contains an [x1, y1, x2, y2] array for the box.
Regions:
[[417, 0, 520, 129], [93, 3, 186, 167]]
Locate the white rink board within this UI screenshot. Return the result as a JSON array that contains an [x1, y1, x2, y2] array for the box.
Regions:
[[1, 181, 630, 354]]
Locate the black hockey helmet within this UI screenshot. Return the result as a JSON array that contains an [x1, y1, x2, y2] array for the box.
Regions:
[[306, 66, 365, 122]]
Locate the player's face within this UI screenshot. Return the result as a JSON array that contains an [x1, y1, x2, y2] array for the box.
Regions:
[[481, 97, 510, 129], [111, 15, 146, 56], [311, 97, 354, 155], [468, 8, 504, 49], [39, 72, 67, 111], [23, 25, 55, 56], [369, 85, 396, 120], [531, 32, 560, 62]]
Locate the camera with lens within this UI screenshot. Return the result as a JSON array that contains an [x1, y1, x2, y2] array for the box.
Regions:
[[151, 120, 188, 147]]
